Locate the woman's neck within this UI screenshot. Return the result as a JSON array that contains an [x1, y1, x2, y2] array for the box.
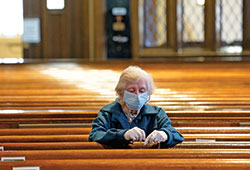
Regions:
[[122, 104, 140, 115]]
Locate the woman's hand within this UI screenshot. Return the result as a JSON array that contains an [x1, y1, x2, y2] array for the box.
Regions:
[[144, 130, 168, 145], [124, 127, 146, 142]]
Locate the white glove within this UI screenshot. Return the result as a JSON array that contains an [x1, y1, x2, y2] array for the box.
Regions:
[[124, 127, 146, 142], [144, 130, 168, 145]]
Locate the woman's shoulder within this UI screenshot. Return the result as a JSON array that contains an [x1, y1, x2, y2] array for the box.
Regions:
[[142, 104, 164, 114], [101, 100, 120, 111], [97, 100, 123, 119]]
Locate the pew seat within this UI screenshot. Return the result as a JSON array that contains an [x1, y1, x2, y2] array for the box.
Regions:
[[1, 158, 250, 170], [1, 117, 250, 129], [1, 127, 250, 136], [0, 149, 250, 160], [1, 134, 250, 143]]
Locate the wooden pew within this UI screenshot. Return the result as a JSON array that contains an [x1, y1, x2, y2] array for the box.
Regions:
[[1, 114, 250, 128], [0, 142, 105, 150], [178, 127, 250, 134], [1, 62, 250, 170], [0, 134, 89, 143], [1, 141, 250, 150], [1, 110, 250, 128], [1, 158, 250, 170], [1, 95, 250, 102], [1, 110, 250, 119], [1, 105, 250, 110], [175, 142, 250, 149], [1, 134, 250, 143], [1, 127, 250, 136], [1, 149, 250, 160], [1, 100, 250, 108], [0, 128, 91, 135]]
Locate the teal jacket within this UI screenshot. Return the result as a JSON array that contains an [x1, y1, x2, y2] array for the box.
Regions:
[[88, 100, 184, 148]]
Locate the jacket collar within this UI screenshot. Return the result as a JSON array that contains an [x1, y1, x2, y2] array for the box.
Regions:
[[140, 103, 159, 115], [102, 100, 158, 116], [102, 100, 128, 127]]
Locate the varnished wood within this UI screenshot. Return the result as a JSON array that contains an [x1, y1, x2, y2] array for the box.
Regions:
[[1, 158, 250, 170], [205, 0, 216, 50], [0, 128, 91, 135], [1, 62, 250, 169], [1, 133, 250, 143], [1, 127, 250, 136], [175, 141, 250, 149], [1, 149, 250, 160], [2, 141, 250, 150], [0, 142, 156, 150]]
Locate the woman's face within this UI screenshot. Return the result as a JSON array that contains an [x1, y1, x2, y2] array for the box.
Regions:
[[123, 79, 147, 96]]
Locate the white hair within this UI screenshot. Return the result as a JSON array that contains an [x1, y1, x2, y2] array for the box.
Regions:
[[115, 66, 155, 98]]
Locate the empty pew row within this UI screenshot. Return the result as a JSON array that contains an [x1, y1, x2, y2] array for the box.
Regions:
[[175, 142, 250, 149], [1, 149, 250, 160], [1, 75, 250, 85], [1, 158, 250, 170]]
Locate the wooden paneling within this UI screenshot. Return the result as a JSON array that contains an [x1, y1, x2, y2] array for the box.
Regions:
[[23, 0, 94, 60], [23, 0, 43, 58], [42, 0, 89, 59]]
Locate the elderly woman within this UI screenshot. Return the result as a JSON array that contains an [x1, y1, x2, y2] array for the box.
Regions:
[[88, 66, 184, 148]]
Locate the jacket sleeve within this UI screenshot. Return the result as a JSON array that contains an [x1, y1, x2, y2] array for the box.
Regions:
[[88, 110, 129, 147], [156, 108, 184, 148]]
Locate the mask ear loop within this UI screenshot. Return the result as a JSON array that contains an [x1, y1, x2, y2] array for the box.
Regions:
[[147, 95, 151, 102]]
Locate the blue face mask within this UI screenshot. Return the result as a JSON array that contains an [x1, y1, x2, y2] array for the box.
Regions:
[[123, 91, 148, 110]]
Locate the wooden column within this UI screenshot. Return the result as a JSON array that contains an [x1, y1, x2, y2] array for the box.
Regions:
[[243, 0, 250, 51], [92, 0, 106, 61], [204, 0, 216, 51], [130, 0, 140, 60], [167, 0, 177, 51]]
